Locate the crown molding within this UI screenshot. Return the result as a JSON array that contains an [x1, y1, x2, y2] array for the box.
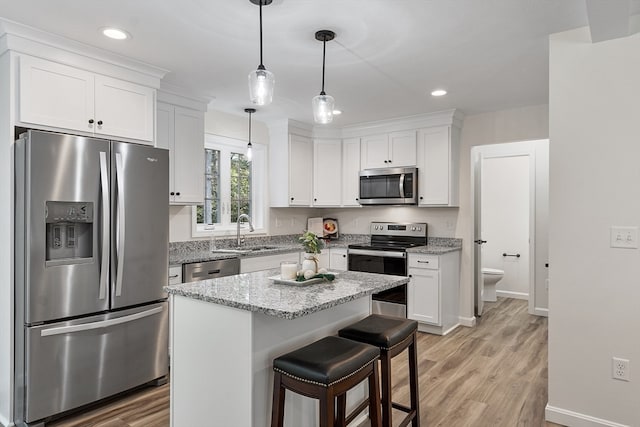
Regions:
[[339, 109, 464, 139], [0, 18, 168, 87], [158, 82, 212, 112]]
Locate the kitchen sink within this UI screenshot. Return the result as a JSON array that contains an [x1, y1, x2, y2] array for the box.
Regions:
[[211, 245, 281, 254]]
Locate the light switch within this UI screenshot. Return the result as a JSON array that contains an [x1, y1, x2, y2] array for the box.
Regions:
[[610, 226, 638, 249]]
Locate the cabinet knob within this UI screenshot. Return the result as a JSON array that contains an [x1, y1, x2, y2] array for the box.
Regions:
[[314, 198, 317, 202], [290, 197, 294, 201], [342, 254, 346, 258], [170, 192, 175, 196], [384, 160, 388, 163], [97, 120, 103, 126], [388, 159, 392, 163], [409, 274, 412, 278], [176, 192, 181, 196], [355, 198, 359, 201], [419, 196, 424, 200], [88, 119, 94, 124]]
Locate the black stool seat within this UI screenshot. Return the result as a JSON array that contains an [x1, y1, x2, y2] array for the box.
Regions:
[[339, 315, 421, 427], [274, 336, 380, 386], [338, 314, 417, 350]]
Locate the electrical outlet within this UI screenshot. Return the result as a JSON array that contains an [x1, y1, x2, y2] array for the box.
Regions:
[[612, 357, 630, 381], [610, 226, 638, 249]]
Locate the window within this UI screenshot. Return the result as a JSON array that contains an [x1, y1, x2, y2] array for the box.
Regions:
[[192, 134, 266, 236]]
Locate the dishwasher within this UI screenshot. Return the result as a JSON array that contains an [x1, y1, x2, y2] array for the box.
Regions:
[[182, 258, 241, 283]]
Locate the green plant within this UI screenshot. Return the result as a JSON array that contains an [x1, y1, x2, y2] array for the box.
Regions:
[[299, 231, 325, 254]]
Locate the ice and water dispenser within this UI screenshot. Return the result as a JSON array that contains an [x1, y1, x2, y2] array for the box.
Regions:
[[45, 201, 94, 264]]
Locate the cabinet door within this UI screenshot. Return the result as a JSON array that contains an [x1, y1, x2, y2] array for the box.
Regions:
[[19, 55, 95, 132], [313, 139, 342, 206], [360, 134, 389, 169], [329, 249, 348, 271], [94, 75, 155, 142], [389, 130, 417, 167], [417, 126, 451, 206], [172, 107, 204, 205], [156, 103, 175, 202], [407, 268, 440, 325], [342, 138, 361, 207], [288, 134, 313, 206]]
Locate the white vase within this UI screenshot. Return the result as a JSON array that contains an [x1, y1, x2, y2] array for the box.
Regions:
[[301, 254, 318, 273]]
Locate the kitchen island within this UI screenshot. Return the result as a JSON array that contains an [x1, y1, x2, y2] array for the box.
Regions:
[[165, 269, 409, 427]]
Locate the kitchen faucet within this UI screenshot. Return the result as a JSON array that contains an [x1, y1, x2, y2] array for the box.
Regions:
[[237, 214, 255, 247]]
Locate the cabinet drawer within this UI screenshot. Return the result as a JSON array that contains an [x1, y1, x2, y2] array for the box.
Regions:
[[169, 266, 183, 285], [408, 255, 439, 269]]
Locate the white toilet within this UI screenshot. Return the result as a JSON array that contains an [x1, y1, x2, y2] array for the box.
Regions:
[[482, 268, 504, 302]]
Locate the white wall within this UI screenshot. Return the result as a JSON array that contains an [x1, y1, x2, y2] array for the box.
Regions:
[[457, 105, 549, 320], [547, 27, 640, 426], [482, 155, 530, 298]]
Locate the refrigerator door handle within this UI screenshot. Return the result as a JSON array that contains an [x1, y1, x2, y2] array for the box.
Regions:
[[99, 152, 109, 300], [115, 153, 125, 297], [40, 306, 164, 337]]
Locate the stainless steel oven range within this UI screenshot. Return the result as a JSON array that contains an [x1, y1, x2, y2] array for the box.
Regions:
[[348, 222, 427, 317]]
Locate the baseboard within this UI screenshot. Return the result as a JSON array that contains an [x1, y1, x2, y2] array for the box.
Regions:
[[546, 404, 630, 427], [458, 316, 476, 327], [496, 290, 528, 300], [534, 307, 548, 317]]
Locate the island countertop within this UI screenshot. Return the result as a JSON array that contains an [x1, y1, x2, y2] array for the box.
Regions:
[[165, 269, 408, 320]]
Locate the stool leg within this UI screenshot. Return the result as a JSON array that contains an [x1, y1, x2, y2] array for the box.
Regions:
[[319, 387, 335, 427], [380, 351, 392, 427], [271, 372, 285, 427], [369, 363, 382, 427], [336, 394, 347, 427], [409, 333, 420, 427]]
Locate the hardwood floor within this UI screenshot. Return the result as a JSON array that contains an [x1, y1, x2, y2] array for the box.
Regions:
[[48, 297, 562, 427]]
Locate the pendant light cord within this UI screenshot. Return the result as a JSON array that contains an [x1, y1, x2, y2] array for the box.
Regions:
[[259, 1, 264, 68], [320, 38, 327, 95], [248, 111, 253, 144]]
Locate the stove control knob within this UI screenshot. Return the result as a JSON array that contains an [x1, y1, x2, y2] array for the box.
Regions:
[[411, 226, 416, 231], [417, 227, 422, 231]]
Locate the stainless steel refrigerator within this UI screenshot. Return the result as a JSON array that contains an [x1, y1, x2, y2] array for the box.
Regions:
[[14, 130, 169, 426]]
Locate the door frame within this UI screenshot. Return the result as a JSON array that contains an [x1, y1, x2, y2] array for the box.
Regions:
[[471, 140, 546, 316]]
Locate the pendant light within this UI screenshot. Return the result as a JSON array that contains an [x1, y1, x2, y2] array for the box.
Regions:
[[312, 30, 336, 124], [248, 0, 275, 106], [245, 108, 256, 161]]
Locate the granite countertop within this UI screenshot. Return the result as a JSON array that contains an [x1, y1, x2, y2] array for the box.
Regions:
[[165, 269, 409, 320], [406, 245, 462, 255], [170, 240, 362, 265]]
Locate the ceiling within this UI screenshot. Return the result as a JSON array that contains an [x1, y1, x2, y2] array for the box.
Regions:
[[0, 1, 632, 125]]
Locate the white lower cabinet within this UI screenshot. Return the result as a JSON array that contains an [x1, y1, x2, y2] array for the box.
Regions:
[[169, 265, 183, 285], [240, 252, 300, 274], [329, 248, 348, 271], [407, 251, 460, 335]]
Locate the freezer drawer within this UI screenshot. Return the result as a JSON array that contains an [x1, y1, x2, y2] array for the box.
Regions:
[[23, 302, 168, 423]]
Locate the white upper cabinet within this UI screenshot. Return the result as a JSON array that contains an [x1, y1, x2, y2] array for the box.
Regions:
[[417, 125, 460, 206], [19, 55, 155, 143], [360, 130, 416, 169], [388, 130, 417, 167], [156, 102, 204, 205], [288, 134, 313, 206], [360, 134, 389, 169], [341, 138, 361, 207], [94, 75, 154, 142], [313, 139, 342, 206]]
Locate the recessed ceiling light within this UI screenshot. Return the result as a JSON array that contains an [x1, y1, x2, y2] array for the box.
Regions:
[[101, 27, 130, 40], [431, 89, 447, 97], [332, 110, 342, 115]]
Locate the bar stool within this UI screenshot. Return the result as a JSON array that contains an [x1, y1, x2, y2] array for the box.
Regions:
[[339, 315, 420, 427], [271, 336, 382, 427]]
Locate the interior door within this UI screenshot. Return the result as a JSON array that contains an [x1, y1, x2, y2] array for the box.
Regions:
[[472, 149, 485, 316], [111, 142, 169, 309]]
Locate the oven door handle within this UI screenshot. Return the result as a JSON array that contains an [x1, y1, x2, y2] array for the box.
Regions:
[[348, 249, 406, 258]]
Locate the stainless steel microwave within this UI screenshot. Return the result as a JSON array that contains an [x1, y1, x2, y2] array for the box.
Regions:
[[358, 167, 418, 205]]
